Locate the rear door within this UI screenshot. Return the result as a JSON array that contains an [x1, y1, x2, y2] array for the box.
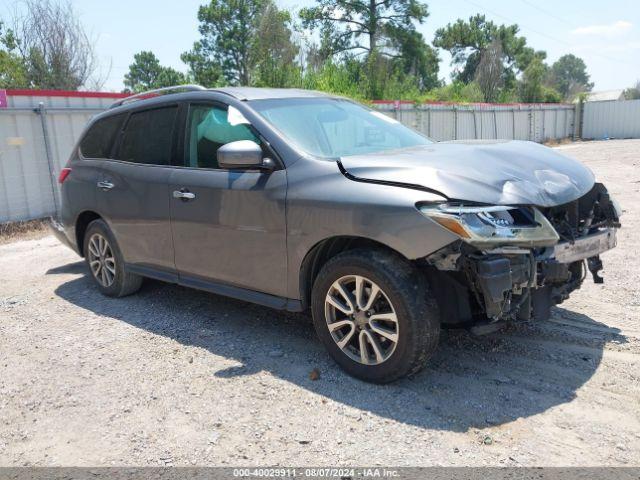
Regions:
[[96, 105, 180, 278], [169, 102, 288, 298], [72, 113, 127, 226]]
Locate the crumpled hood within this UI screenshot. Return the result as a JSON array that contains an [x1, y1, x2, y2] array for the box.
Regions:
[[339, 140, 595, 207]]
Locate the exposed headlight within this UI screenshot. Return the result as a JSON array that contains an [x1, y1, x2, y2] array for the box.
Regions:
[[418, 203, 559, 247]]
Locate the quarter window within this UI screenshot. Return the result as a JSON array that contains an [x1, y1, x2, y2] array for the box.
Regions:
[[186, 105, 259, 169], [79, 113, 126, 158], [116, 106, 178, 165]]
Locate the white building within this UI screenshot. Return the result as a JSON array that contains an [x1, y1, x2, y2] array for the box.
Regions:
[[584, 89, 625, 102]]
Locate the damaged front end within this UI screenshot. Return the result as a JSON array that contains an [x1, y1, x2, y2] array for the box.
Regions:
[[421, 183, 621, 332]]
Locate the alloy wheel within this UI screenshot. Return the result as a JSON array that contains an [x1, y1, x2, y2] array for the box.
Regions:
[[87, 233, 116, 287], [324, 275, 399, 365]]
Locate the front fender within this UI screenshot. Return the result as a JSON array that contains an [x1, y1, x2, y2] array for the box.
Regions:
[[285, 158, 459, 300]]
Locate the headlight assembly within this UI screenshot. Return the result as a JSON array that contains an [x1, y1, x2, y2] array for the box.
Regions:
[[418, 203, 560, 247]]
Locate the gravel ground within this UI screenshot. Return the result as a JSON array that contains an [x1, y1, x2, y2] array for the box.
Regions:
[[1, 140, 639, 467]]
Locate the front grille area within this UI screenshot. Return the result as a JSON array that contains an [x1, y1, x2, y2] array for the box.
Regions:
[[540, 183, 620, 242]]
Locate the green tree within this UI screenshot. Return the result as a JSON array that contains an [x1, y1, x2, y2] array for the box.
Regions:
[[300, 0, 429, 57], [433, 14, 535, 88], [624, 80, 640, 100], [0, 21, 27, 88], [518, 55, 561, 103], [184, 0, 264, 85], [300, 0, 436, 98], [251, 3, 299, 87], [180, 42, 224, 87], [183, 0, 297, 87], [123, 51, 187, 93], [519, 55, 545, 102], [549, 54, 593, 100], [387, 28, 439, 91]]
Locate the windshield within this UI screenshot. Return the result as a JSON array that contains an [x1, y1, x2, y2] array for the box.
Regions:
[[248, 97, 432, 158]]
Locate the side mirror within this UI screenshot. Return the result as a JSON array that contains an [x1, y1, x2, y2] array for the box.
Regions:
[[217, 140, 273, 170]]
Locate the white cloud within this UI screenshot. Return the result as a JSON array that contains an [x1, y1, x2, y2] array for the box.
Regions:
[[571, 20, 633, 36]]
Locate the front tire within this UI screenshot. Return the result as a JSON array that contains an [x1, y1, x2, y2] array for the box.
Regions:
[[311, 249, 440, 383], [83, 219, 142, 297]]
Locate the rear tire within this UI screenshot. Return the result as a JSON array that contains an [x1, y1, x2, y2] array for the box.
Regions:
[[311, 249, 440, 383], [83, 219, 142, 297]]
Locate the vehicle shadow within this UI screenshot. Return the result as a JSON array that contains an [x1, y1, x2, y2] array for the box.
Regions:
[[50, 262, 625, 432]]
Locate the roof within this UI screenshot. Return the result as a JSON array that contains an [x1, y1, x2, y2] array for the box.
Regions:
[[212, 87, 331, 101], [105, 86, 335, 110], [584, 90, 625, 102]]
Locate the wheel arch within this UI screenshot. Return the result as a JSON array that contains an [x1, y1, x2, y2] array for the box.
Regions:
[[298, 235, 409, 310], [75, 210, 103, 257]]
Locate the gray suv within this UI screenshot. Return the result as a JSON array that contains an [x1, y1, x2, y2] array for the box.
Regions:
[[51, 86, 621, 383]]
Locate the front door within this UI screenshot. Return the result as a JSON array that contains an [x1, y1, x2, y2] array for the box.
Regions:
[[169, 103, 288, 298]]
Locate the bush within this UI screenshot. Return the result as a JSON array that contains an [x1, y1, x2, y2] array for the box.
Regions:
[[541, 86, 562, 103], [420, 81, 484, 103], [301, 62, 367, 101], [294, 62, 565, 104]]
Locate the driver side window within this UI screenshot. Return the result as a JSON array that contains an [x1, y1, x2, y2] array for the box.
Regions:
[[186, 104, 259, 169]]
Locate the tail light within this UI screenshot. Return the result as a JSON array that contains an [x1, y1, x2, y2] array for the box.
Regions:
[[58, 167, 72, 184]]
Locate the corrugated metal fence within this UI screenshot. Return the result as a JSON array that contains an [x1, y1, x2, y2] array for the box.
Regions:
[[581, 99, 640, 140], [0, 91, 124, 223], [2, 91, 636, 224], [374, 102, 576, 143]]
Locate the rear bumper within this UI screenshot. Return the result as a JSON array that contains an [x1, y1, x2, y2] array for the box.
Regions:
[[49, 217, 79, 254]]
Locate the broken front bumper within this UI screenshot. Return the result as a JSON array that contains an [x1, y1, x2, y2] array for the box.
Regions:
[[482, 228, 617, 320], [547, 228, 617, 264], [427, 228, 618, 325]]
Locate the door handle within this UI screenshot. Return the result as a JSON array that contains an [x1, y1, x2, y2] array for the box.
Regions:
[[97, 181, 114, 191], [173, 189, 196, 200]]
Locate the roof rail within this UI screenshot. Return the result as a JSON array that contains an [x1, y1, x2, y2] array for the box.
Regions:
[[110, 84, 207, 108]]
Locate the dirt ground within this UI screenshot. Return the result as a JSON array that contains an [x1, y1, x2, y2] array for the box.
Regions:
[[1, 140, 639, 467]]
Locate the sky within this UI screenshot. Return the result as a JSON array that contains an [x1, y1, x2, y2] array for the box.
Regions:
[[1, 0, 639, 92]]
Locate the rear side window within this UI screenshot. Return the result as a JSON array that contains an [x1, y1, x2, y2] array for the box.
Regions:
[[80, 114, 126, 158], [116, 106, 178, 165]]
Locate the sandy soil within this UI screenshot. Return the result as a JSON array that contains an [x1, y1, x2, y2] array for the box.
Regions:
[[0, 139, 638, 466]]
